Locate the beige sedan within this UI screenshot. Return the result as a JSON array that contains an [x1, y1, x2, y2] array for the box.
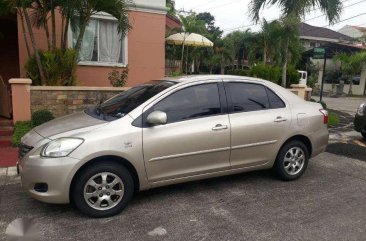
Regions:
[[18, 76, 329, 217]]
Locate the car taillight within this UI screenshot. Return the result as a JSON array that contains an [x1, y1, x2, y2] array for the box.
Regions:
[[319, 109, 328, 124]]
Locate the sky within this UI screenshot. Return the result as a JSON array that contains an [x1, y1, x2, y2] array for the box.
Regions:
[[174, 0, 366, 35]]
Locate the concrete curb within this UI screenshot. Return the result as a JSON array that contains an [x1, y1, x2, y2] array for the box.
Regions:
[[0, 167, 20, 185]]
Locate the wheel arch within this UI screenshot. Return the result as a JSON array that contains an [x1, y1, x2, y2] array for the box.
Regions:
[[280, 135, 313, 157], [69, 155, 140, 203]]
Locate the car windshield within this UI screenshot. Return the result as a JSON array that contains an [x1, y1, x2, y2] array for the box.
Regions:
[[86, 80, 177, 120]]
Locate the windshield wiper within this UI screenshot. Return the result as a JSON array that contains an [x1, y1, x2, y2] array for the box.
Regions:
[[95, 104, 106, 120]]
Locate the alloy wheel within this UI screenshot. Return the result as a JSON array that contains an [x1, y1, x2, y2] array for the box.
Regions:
[[83, 172, 125, 211], [283, 147, 305, 176]]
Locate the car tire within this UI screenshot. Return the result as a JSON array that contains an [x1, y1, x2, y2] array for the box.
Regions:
[[361, 130, 366, 140], [273, 140, 309, 181], [71, 162, 134, 218]]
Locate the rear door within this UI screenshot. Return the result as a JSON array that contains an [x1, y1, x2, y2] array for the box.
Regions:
[[224, 80, 291, 168], [142, 81, 231, 182]]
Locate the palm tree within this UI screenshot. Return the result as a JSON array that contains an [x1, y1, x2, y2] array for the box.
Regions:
[[5, 0, 47, 84], [250, 0, 343, 87], [226, 29, 256, 68], [334, 51, 366, 95]]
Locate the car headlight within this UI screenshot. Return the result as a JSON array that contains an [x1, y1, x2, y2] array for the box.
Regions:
[[41, 138, 84, 158], [357, 103, 365, 116]]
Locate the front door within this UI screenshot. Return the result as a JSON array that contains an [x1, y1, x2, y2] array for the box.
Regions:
[[225, 81, 291, 168], [143, 82, 231, 182]]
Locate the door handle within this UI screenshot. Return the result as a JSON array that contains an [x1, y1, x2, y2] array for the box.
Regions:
[[212, 124, 228, 131], [274, 116, 287, 123]]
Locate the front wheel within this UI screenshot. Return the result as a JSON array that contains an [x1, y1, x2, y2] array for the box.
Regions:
[[72, 163, 134, 218], [273, 140, 309, 181], [361, 129, 366, 140]]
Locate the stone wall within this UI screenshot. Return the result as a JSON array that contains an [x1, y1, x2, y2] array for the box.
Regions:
[[30, 86, 129, 117]]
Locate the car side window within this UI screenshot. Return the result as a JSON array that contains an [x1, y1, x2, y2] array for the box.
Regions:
[[266, 88, 286, 109], [227, 82, 270, 113], [148, 83, 222, 124]]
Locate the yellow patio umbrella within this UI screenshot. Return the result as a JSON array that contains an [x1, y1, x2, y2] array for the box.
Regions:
[[166, 32, 214, 47], [166, 32, 214, 72]]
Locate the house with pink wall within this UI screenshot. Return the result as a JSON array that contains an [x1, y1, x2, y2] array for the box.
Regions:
[[0, 0, 168, 88]]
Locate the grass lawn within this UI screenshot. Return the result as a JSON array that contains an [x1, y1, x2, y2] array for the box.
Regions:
[[328, 112, 340, 127], [12, 121, 33, 146]]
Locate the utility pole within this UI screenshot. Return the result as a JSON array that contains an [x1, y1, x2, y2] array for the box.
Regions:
[[320, 49, 327, 102]]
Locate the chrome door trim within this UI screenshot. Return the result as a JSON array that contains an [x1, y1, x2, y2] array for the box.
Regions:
[[231, 140, 278, 150], [149, 147, 231, 162]]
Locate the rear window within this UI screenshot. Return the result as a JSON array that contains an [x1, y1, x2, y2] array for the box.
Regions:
[[266, 88, 286, 109]]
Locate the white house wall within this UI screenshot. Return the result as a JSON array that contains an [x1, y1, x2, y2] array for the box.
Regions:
[[338, 26, 364, 39]]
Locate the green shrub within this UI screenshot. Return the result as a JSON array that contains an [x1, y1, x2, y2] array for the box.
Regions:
[[226, 69, 249, 76], [328, 112, 339, 126], [286, 65, 300, 87], [25, 48, 77, 86], [168, 71, 183, 77], [32, 110, 55, 127], [249, 64, 282, 84], [108, 66, 129, 87], [12, 121, 32, 146]]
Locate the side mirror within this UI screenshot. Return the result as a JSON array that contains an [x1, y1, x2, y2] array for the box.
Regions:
[[146, 111, 167, 126]]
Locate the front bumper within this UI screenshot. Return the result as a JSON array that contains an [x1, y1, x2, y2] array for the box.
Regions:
[[354, 114, 366, 132], [19, 153, 80, 204]]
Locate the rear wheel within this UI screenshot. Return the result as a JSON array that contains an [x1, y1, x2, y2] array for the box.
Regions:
[[273, 140, 309, 181], [72, 162, 134, 218]]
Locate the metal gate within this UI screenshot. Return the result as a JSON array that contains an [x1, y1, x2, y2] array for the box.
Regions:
[[0, 76, 12, 118]]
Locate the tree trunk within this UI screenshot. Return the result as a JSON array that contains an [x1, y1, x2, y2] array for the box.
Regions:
[[180, 43, 185, 73], [51, 1, 56, 49], [61, 17, 69, 50], [281, 35, 290, 87], [44, 21, 51, 51], [263, 42, 267, 64], [73, 16, 90, 67], [22, 7, 46, 85], [61, 15, 64, 48], [18, 9, 31, 58], [197, 60, 201, 73], [349, 75, 353, 95]]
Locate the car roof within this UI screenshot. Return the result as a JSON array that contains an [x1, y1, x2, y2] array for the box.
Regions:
[[160, 75, 264, 83], [160, 75, 305, 105]]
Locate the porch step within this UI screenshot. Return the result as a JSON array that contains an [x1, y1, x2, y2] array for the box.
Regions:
[[0, 119, 13, 127], [0, 136, 12, 147], [0, 126, 14, 136]]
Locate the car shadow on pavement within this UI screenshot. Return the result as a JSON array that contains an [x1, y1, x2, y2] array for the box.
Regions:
[[326, 142, 366, 161], [1, 169, 278, 219]]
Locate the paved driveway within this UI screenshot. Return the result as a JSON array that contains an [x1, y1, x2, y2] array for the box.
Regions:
[[1, 153, 366, 241]]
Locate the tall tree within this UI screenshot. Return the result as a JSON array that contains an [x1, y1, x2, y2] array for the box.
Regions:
[[226, 30, 256, 68], [249, 0, 343, 87], [166, 0, 176, 17]]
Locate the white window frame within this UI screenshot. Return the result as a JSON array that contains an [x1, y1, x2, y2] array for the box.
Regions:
[[68, 12, 128, 67]]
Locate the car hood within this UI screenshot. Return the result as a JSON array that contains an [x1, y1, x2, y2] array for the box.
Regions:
[[33, 111, 107, 138]]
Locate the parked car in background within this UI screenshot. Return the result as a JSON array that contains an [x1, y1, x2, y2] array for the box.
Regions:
[[354, 103, 366, 140], [18, 75, 329, 218]]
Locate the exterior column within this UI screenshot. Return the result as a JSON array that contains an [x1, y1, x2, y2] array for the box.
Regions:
[[290, 84, 313, 101], [9, 78, 32, 124]]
